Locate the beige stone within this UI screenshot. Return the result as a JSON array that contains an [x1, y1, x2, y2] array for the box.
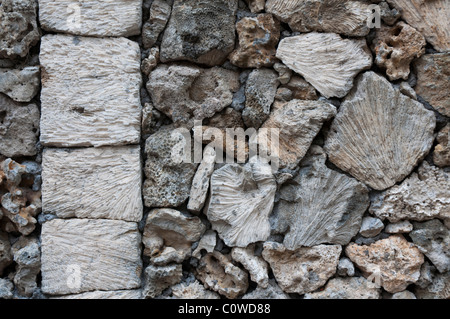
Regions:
[[142, 0, 171, 49], [55, 290, 142, 299], [385, 221, 413, 234], [433, 124, 450, 167], [391, 291, 416, 299], [304, 277, 381, 299], [0, 67, 40, 102], [244, 0, 265, 13], [192, 230, 216, 259], [231, 245, 269, 288], [171, 280, 220, 299], [143, 264, 182, 299]]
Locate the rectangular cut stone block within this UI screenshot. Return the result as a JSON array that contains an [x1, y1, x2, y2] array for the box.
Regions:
[[40, 34, 142, 147], [38, 0, 142, 37], [41, 219, 142, 295], [42, 146, 143, 222]]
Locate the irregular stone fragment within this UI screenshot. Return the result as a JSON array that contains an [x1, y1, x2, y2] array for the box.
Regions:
[[206, 159, 276, 247], [141, 102, 164, 137], [359, 217, 384, 238], [276, 33, 372, 98], [304, 277, 381, 299], [11, 236, 40, 297], [274, 146, 369, 248], [262, 242, 341, 294], [0, 232, 12, 276], [141, 47, 160, 76], [56, 290, 142, 300], [0, 94, 39, 157], [143, 264, 182, 299], [196, 251, 248, 299], [0, 278, 13, 299], [324, 72, 436, 190], [242, 279, 290, 299], [337, 258, 355, 277], [345, 235, 424, 293], [416, 262, 435, 289], [0, 67, 40, 102], [385, 221, 413, 234], [244, 0, 265, 13], [0, 0, 40, 59], [273, 63, 292, 85], [143, 208, 205, 265], [433, 125, 450, 168], [192, 230, 216, 259], [378, 1, 400, 25], [371, 22, 426, 81], [413, 53, 450, 117], [409, 220, 449, 273], [172, 280, 220, 299], [143, 126, 198, 208], [41, 219, 142, 295], [42, 146, 142, 222], [385, 0, 450, 52], [229, 14, 280, 69], [415, 272, 450, 299], [160, 0, 238, 66], [391, 291, 416, 299], [285, 76, 318, 100], [147, 64, 239, 128], [369, 162, 450, 225], [39, 0, 142, 37], [40, 35, 141, 147], [399, 81, 417, 100], [231, 245, 269, 288], [243, 69, 279, 129], [142, 0, 172, 49]]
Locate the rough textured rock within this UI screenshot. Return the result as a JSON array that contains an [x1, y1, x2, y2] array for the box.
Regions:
[[243, 69, 279, 129], [379, 1, 400, 25], [369, 162, 450, 225], [359, 217, 384, 238], [231, 245, 269, 288], [41, 219, 142, 295], [273, 146, 369, 248], [229, 14, 280, 69], [399, 81, 417, 100], [346, 235, 424, 293], [262, 242, 341, 294], [266, 0, 372, 36], [171, 279, 220, 299], [371, 22, 426, 81], [142, 0, 171, 49], [273, 63, 292, 85], [0, 0, 40, 59], [0, 67, 40, 102], [40, 35, 141, 147], [391, 291, 416, 299], [192, 230, 216, 259], [160, 0, 238, 66], [0, 232, 12, 276], [42, 146, 142, 222], [285, 76, 318, 101], [147, 64, 239, 128], [413, 53, 450, 117], [56, 290, 142, 300], [385, 221, 413, 234], [276, 33, 372, 98], [409, 220, 449, 273], [141, 47, 160, 76], [0, 94, 40, 157], [415, 272, 450, 299], [337, 258, 355, 277], [324, 72, 436, 191], [385, 0, 450, 52], [143, 264, 182, 299], [0, 278, 13, 299], [196, 251, 249, 299], [304, 277, 381, 299], [206, 160, 276, 247], [434, 125, 450, 168], [143, 208, 205, 265], [242, 279, 290, 299], [38, 0, 142, 37], [244, 0, 265, 13], [416, 262, 435, 289], [11, 236, 40, 297]]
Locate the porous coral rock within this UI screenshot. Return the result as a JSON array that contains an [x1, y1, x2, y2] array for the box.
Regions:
[[142, 0, 172, 49], [0, 67, 40, 102], [231, 245, 269, 288]]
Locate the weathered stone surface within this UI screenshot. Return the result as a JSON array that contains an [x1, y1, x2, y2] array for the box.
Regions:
[[244, 0, 265, 13], [385, 221, 413, 234], [11, 236, 40, 297], [39, 0, 142, 37], [346, 235, 424, 293], [143, 208, 205, 265], [0, 0, 40, 59], [141, 102, 164, 138], [371, 22, 426, 81], [0, 232, 12, 276], [40, 35, 141, 147], [273, 63, 292, 85], [56, 290, 142, 299], [142, 0, 171, 49], [415, 272, 450, 299], [243, 69, 279, 129], [434, 124, 450, 168], [385, 0, 450, 52], [192, 230, 216, 259], [304, 277, 381, 299], [337, 257, 355, 277], [0, 67, 40, 102], [399, 81, 417, 100], [266, 0, 372, 36], [229, 14, 280, 69], [160, 0, 238, 66], [413, 53, 450, 117], [231, 245, 269, 288], [273, 146, 369, 248], [370, 162, 450, 225], [41, 219, 142, 295], [0, 94, 39, 157], [416, 261, 435, 289], [171, 279, 220, 299], [379, 1, 400, 26], [359, 217, 384, 238], [196, 251, 249, 299], [391, 291, 416, 299], [262, 242, 341, 294], [324, 72, 436, 191], [143, 126, 198, 208], [206, 159, 276, 247], [277, 33, 372, 98], [242, 279, 290, 299], [0, 278, 13, 299], [285, 76, 318, 100], [143, 264, 182, 299], [410, 220, 449, 273], [42, 146, 142, 222], [141, 47, 160, 76], [147, 64, 239, 128]]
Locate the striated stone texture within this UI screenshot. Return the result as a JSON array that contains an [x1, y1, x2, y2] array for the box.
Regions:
[[38, 0, 142, 37], [40, 35, 141, 147], [42, 146, 142, 222], [304, 277, 381, 299], [171, 279, 220, 299], [160, 0, 238, 66], [325, 72, 436, 191], [143, 264, 182, 299], [41, 219, 142, 295], [346, 235, 424, 293], [273, 146, 369, 248], [56, 290, 142, 300], [11, 236, 40, 297], [262, 242, 341, 294], [231, 245, 269, 288], [276, 33, 372, 98], [142, 0, 171, 49], [242, 279, 290, 299], [434, 125, 450, 168], [206, 160, 276, 247], [0, 67, 40, 102], [229, 14, 280, 69]]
